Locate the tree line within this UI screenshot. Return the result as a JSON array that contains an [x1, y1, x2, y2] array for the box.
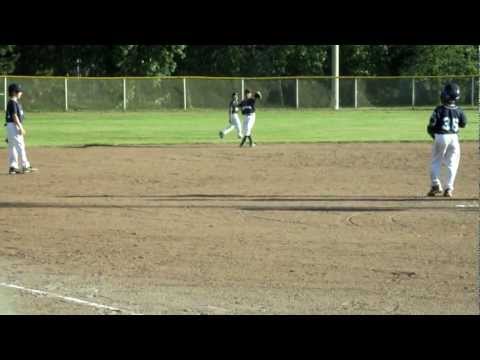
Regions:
[[0, 45, 478, 77]]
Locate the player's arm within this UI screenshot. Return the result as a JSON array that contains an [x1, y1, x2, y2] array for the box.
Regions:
[[427, 109, 437, 139], [13, 113, 26, 136], [459, 110, 467, 128], [11, 102, 26, 136], [238, 100, 245, 111]]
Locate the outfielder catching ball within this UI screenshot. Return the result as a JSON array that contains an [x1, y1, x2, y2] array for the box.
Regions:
[[239, 89, 262, 147], [426, 82, 467, 197]]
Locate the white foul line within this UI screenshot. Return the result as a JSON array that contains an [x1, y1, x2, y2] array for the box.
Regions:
[[0, 282, 142, 315]]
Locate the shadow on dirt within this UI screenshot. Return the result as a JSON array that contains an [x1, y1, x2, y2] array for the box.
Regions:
[[0, 202, 477, 212], [60, 194, 479, 202]]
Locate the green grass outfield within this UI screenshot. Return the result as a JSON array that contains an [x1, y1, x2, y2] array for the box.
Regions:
[[1, 109, 478, 147]]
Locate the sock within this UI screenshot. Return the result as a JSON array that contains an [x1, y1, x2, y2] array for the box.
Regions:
[[240, 136, 247, 146], [248, 136, 253, 146]]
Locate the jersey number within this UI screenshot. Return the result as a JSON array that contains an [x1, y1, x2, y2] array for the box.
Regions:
[[441, 117, 459, 132]]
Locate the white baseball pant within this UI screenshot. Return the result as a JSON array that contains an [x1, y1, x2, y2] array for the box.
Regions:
[[430, 133, 461, 191], [243, 113, 256, 137], [6, 123, 31, 170], [222, 113, 243, 137]]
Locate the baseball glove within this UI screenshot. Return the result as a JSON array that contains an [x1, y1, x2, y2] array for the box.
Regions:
[[254, 91, 262, 100]]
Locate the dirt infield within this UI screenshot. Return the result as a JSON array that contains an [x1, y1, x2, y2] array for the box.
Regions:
[[0, 143, 478, 314]]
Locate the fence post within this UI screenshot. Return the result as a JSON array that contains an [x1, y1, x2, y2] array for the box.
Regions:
[[64, 77, 68, 111], [183, 78, 187, 111], [241, 78, 245, 100], [471, 76, 475, 107], [4, 77, 7, 111], [354, 77, 358, 109], [411, 78, 415, 109], [332, 45, 339, 110], [295, 79, 299, 109], [123, 78, 127, 111]]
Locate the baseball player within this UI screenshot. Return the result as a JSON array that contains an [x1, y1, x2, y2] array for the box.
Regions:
[[426, 82, 467, 197], [239, 89, 262, 147], [219, 92, 243, 140], [5, 83, 37, 174]]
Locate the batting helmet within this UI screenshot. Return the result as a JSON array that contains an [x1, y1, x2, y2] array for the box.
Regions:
[[440, 82, 460, 104]]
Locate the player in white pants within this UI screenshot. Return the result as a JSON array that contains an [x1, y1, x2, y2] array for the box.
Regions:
[[5, 83, 37, 175], [243, 112, 256, 139], [219, 92, 242, 139], [427, 83, 467, 197], [239, 89, 261, 148]]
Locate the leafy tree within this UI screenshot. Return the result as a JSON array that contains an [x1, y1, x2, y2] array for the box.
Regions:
[[175, 45, 329, 76], [112, 45, 187, 76], [6, 45, 479, 77], [0, 45, 18, 74], [399, 45, 478, 76], [12, 45, 186, 76]]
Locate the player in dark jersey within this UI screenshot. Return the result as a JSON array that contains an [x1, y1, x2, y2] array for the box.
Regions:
[[5, 83, 37, 175], [239, 89, 261, 147], [426, 82, 467, 197], [219, 92, 243, 139]]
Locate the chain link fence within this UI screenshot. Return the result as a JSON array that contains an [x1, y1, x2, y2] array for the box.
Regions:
[[1, 75, 478, 112]]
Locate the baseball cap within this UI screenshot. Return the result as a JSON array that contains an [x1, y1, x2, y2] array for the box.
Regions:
[[8, 83, 24, 94]]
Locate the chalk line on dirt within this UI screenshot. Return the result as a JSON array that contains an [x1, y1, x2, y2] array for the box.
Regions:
[[0, 282, 142, 315]]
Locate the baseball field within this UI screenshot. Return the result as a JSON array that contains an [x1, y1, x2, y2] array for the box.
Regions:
[[0, 109, 478, 314]]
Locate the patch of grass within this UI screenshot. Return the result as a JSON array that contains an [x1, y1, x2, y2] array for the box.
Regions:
[[1, 109, 477, 147]]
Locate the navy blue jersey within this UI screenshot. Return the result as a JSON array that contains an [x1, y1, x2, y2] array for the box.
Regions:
[[427, 104, 467, 137], [5, 99, 24, 124], [229, 99, 240, 114], [239, 98, 256, 115]]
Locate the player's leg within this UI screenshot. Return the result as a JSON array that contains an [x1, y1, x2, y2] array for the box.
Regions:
[[246, 114, 256, 147], [444, 135, 461, 196], [240, 115, 249, 147], [239, 135, 247, 147], [231, 113, 243, 138], [15, 133, 31, 171], [220, 114, 238, 139], [6, 124, 20, 173], [222, 124, 235, 136], [8, 145, 19, 174], [428, 134, 448, 195]]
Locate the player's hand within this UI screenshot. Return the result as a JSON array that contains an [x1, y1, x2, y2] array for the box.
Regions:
[[20, 127, 26, 136]]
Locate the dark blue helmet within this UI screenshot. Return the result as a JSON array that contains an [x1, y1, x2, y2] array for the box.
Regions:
[[440, 83, 460, 104]]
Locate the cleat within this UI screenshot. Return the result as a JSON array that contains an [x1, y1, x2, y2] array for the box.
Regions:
[[8, 167, 22, 175], [427, 185, 443, 197], [22, 166, 38, 174], [443, 189, 453, 198], [250, 143, 256, 147]]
